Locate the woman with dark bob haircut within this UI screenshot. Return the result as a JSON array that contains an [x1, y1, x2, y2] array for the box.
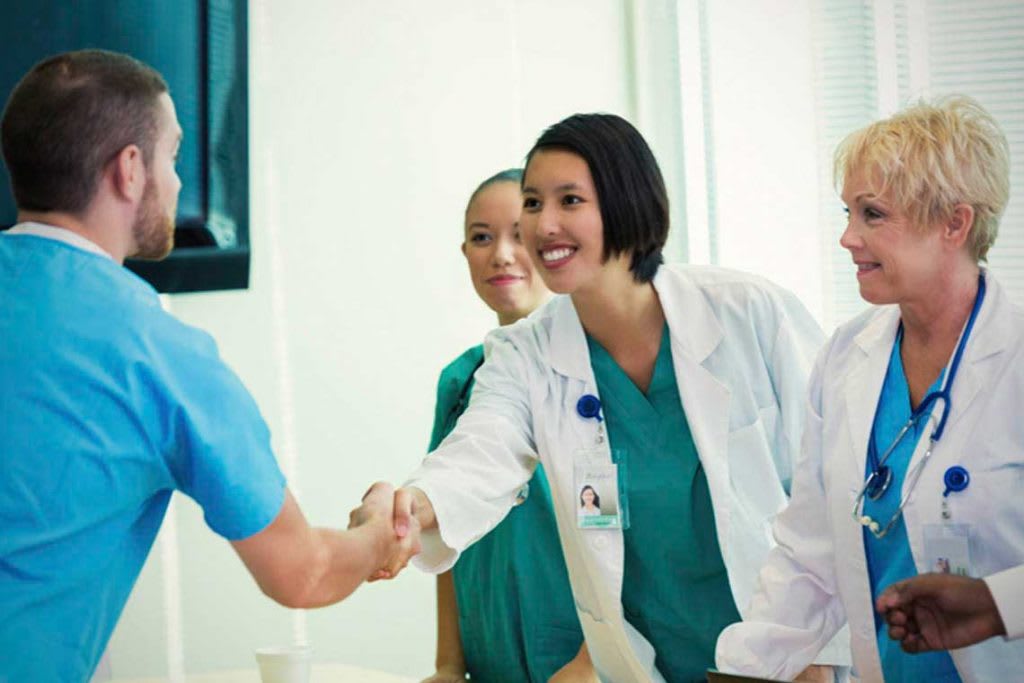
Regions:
[[526, 113, 670, 284], [379, 113, 847, 682]]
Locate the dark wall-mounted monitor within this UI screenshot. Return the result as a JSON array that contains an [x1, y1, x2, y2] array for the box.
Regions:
[[0, 0, 250, 293]]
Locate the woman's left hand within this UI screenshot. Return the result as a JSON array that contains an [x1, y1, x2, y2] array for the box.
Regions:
[[547, 642, 599, 683], [794, 664, 835, 683]]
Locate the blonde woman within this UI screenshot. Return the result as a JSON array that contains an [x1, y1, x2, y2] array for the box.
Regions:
[[716, 97, 1022, 682]]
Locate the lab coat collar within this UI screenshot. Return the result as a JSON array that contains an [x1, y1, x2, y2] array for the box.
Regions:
[[959, 268, 1010, 362], [547, 266, 725, 381], [548, 295, 591, 381], [851, 269, 1007, 361], [851, 304, 900, 357], [941, 269, 1010, 434], [654, 265, 724, 363], [845, 270, 1011, 472], [846, 308, 900, 485]]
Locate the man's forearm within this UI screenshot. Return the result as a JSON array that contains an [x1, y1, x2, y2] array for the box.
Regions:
[[233, 486, 405, 609], [297, 524, 393, 608]]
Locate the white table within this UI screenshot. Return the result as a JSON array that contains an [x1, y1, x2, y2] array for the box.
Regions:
[[114, 663, 416, 682]]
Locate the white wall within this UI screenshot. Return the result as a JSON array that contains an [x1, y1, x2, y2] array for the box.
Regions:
[[702, 0, 825, 323], [107, 1, 634, 678]]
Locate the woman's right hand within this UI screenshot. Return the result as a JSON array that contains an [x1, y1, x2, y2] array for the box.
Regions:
[[348, 482, 424, 581], [420, 667, 467, 683]]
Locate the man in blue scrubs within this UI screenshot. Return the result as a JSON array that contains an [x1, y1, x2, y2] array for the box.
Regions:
[[0, 50, 414, 683]]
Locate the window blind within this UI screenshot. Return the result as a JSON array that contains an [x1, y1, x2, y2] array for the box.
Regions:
[[814, 0, 1024, 328]]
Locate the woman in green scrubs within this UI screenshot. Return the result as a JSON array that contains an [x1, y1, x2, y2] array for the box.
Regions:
[[584, 324, 740, 679], [421, 170, 596, 683]]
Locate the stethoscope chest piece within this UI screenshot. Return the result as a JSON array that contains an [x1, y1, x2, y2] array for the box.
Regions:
[[865, 465, 893, 501]]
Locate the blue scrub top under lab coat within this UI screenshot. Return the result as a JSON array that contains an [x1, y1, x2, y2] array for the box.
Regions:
[[862, 332, 962, 682], [587, 324, 741, 683], [0, 234, 286, 683], [429, 345, 584, 682]]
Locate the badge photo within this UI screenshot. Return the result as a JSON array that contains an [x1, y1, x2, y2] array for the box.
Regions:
[[575, 464, 621, 529]]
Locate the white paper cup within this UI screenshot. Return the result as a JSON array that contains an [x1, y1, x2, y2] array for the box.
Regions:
[[254, 645, 312, 683]]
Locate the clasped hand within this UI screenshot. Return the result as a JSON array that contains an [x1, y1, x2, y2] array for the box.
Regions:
[[348, 482, 423, 581]]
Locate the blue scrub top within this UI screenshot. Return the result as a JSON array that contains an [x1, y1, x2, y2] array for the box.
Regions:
[[862, 332, 961, 682], [0, 235, 286, 682], [429, 346, 583, 682], [588, 324, 740, 683]]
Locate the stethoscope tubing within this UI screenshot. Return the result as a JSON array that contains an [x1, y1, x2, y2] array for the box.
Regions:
[[866, 272, 987, 475]]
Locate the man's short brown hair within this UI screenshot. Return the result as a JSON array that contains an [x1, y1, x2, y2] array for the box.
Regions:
[[1, 49, 168, 214]]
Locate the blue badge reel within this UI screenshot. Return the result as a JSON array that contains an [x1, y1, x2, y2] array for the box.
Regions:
[[574, 394, 630, 530], [943, 465, 970, 497], [924, 465, 974, 576], [576, 394, 602, 421]]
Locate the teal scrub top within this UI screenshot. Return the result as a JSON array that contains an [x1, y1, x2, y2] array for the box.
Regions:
[[429, 346, 583, 682], [587, 325, 741, 683], [862, 332, 961, 682]]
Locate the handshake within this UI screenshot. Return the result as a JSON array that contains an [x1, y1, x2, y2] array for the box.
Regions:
[[348, 482, 435, 582]]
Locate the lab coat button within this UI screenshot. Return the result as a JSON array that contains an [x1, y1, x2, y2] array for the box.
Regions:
[[592, 535, 609, 550]]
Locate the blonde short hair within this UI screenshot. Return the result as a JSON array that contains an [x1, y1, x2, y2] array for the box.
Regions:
[[834, 96, 1010, 261]]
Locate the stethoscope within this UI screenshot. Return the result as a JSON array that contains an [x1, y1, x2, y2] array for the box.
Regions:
[[855, 273, 985, 537]]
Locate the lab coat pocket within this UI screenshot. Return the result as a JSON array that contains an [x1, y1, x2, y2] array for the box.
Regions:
[[727, 418, 788, 521], [969, 448, 1023, 501], [964, 452, 1024, 555]]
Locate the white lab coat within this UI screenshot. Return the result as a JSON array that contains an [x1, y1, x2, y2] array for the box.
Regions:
[[407, 264, 848, 681], [716, 271, 1024, 682]]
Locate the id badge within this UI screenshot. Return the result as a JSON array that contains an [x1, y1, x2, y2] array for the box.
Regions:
[[574, 448, 629, 530], [922, 524, 974, 576]]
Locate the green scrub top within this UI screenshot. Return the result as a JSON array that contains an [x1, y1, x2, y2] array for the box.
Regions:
[[587, 325, 741, 683], [429, 346, 583, 682]]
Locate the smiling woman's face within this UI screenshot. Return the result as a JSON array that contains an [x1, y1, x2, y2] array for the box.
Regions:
[[463, 181, 549, 325], [839, 168, 949, 307], [520, 150, 612, 295]]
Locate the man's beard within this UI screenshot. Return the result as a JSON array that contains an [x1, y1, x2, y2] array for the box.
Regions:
[[130, 179, 175, 260]]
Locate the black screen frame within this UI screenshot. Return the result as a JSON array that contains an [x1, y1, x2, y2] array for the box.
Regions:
[[0, 0, 251, 294], [127, 0, 250, 293]]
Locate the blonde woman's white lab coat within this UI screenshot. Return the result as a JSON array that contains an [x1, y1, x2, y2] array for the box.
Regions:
[[715, 271, 1024, 683], [406, 264, 849, 682]]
